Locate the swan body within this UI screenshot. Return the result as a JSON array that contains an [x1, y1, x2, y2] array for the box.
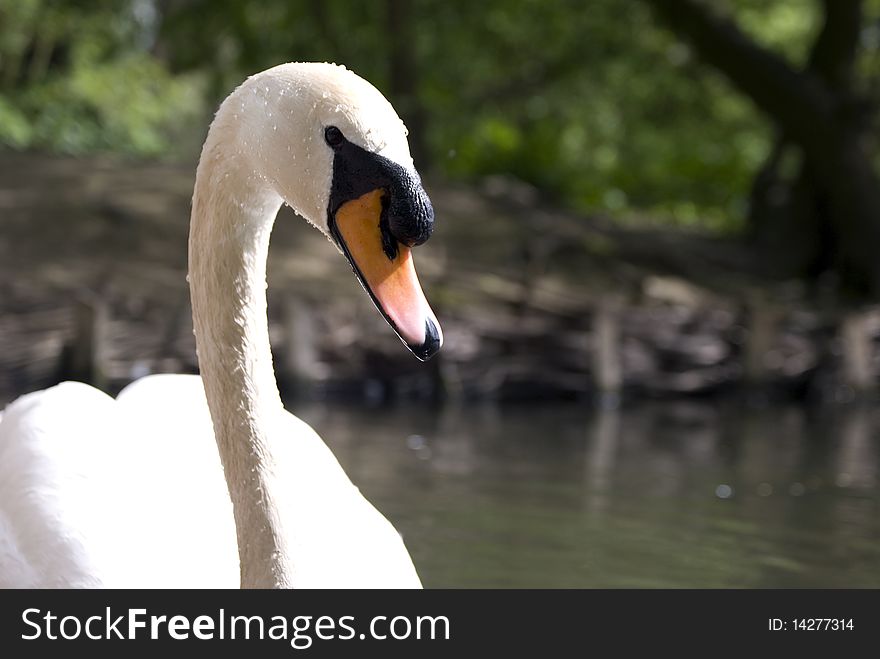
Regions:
[[0, 63, 441, 588]]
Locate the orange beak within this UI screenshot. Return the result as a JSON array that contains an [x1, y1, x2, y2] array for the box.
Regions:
[[331, 189, 442, 361]]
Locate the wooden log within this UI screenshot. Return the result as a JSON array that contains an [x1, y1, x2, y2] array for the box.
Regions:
[[281, 295, 322, 395], [592, 296, 623, 395], [839, 309, 875, 391], [743, 293, 782, 386], [57, 294, 107, 390]]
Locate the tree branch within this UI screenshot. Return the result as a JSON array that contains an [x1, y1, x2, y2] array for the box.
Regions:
[[642, 0, 836, 152]]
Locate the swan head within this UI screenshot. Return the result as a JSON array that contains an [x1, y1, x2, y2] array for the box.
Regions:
[[216, 62, 441, 360]]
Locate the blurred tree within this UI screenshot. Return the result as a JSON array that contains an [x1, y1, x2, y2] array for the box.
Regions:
[[8, 0, 878, 299], [644, 0, 880, 298], [386, 0, 428, 164], [153, 0, 776, 225], [0, 0, 202, 154]]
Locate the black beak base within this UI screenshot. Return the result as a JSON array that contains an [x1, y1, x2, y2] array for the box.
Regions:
[[326, 128, 441, 363]]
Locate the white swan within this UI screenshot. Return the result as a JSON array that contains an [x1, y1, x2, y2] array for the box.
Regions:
[[0, 62, 442, 589]]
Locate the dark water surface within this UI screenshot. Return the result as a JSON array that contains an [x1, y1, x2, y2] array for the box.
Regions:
[[293, 400, 880, 588]]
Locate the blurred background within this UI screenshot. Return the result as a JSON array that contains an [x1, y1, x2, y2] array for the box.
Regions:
[[1, 0, 879, 586]]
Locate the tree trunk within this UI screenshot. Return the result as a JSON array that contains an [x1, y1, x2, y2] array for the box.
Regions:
[[644, 0, 880, 298], [386, 0, 429, 167]]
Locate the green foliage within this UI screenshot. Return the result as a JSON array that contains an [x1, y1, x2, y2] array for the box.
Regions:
[[154, 0, 838, 233], [1, 0, 872, 232], [0, 0, 203, 155], [412, 0, 779, 230]]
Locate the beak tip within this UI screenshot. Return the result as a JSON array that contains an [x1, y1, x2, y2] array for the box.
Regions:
[[407, 318, 443, 362]]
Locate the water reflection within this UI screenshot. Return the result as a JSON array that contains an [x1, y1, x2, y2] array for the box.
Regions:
[[292, 400, 880, 588]]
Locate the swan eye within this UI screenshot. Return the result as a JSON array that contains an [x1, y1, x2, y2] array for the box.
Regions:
[[324, 126, 345, 149]]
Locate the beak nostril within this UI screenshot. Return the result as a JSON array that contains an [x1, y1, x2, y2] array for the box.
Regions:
[[383, 174, 434, 250], [387, 203, 434, 248]]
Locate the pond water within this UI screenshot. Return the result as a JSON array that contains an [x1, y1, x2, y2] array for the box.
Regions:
[[293, 399, 880, 588]]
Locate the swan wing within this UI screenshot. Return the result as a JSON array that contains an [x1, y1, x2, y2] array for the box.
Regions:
[[0, 376, 239, 588], [0, 382, 124, 587], [271, 411, 422, 588]]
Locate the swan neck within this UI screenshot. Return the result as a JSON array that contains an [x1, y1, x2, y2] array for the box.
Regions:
[[189, 152, 294, 589]]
